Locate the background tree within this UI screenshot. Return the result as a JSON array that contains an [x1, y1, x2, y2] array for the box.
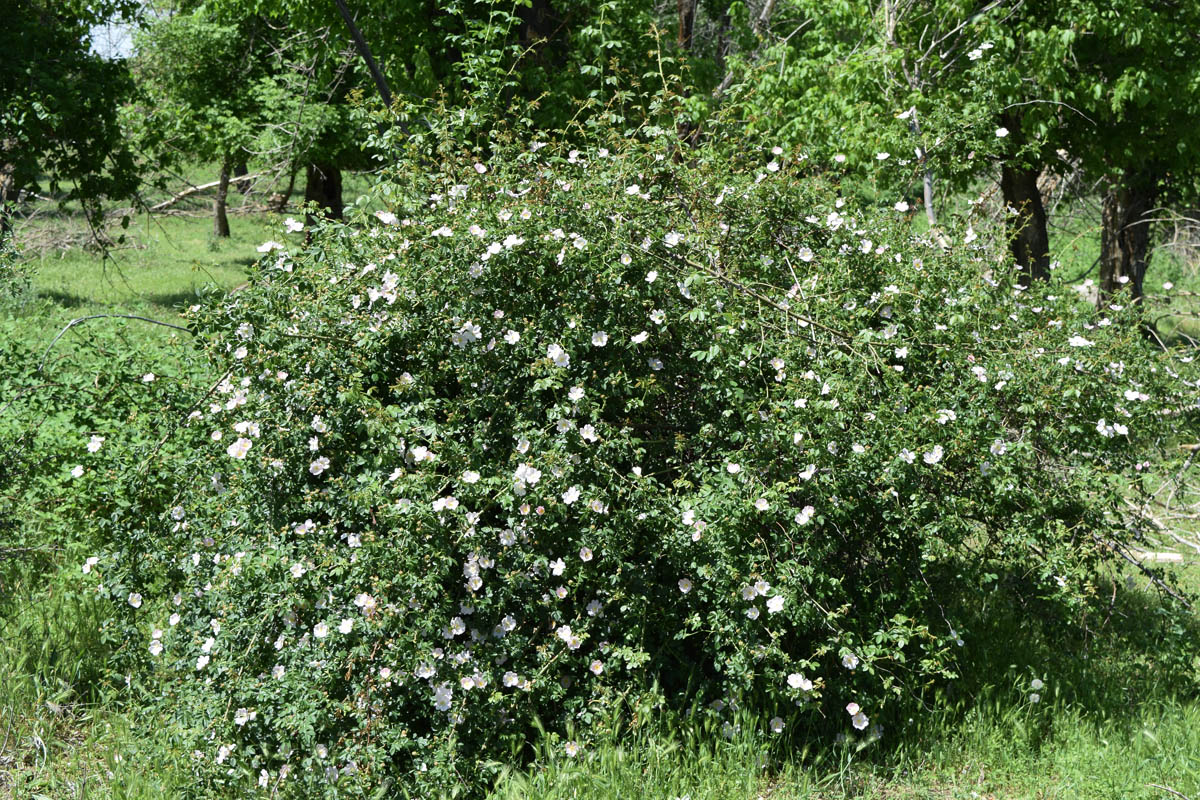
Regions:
[[1058, 3, 1200, 306], [163, 0, 438, 221], [132, 7, 273, 236], [717, 1, 1041, 269], [718, 0, 1200, 294], [132, 0, 795, 231], [0, 0, 141, 238]]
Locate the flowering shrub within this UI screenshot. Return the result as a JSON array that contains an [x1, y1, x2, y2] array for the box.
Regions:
[[88, 125, 1197, 796]]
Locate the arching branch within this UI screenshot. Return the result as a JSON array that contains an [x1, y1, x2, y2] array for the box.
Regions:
[[38, 314, 193, 373]]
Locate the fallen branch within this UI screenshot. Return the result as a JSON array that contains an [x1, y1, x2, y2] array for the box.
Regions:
[[144, 202, 278, 219], [0, 545, 59, 561], [1124, 499, 1200, 555], [1129, 550, 1184, 563], [1092, 532, 1193, 609], [148, 172, 268, 213]]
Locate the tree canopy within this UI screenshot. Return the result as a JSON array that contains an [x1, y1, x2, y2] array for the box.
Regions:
[[1, 0, 142, 233], [9, 0, 1200, 296]]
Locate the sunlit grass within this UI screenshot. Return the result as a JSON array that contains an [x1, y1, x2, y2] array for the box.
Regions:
[[24, 212, 268, 315], [0, 572, 182, 799], [486, 680, 1200, 800]]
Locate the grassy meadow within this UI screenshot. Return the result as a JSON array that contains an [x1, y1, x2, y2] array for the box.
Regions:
[[3, 187, 1200, 799]]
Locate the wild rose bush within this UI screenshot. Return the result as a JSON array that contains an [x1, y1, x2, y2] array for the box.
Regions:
[[87, 126, 1197, 796]]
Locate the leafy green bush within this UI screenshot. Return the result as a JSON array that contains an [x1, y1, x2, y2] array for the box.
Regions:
[[0, 232, 32, 310], [88, 123, 1197, 797], [0, 269, 209, 622]]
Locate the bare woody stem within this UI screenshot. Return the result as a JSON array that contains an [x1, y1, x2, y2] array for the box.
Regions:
[[331, 0, 393, 111]]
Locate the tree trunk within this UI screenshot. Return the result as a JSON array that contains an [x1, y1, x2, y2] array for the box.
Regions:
[[213, 159, 231, 238], [905, 107, 937, 228], [517, 0, 556, 47], [0, 175, 12, 241], [333, 0, 394, 111], [673, 0, 700, 147], [1000, 163, 1050, 284], [1098, 177, 1157, 308], [304, 161, 343, 222], [0, 166, 12, 205], [233, 160, 251, 195], [272, 165, 298, 213], [1, 149, 17, 240], [677, 0, 697, 49], [713, 0, 778, 100], [713, 8, 731, 75]]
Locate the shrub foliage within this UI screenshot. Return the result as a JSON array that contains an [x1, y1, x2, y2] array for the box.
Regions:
[[87, 125, 1197, 796]]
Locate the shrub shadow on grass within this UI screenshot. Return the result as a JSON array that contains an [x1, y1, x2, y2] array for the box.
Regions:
[[490, 565, 1200, 800], [940, 569, 1199, 718], [33, 286, 220, 315], [580, 572, 1199, 799], [825, 569, 1200, 799], [142, 288, 219, 309], [32, 288, 91, 310]]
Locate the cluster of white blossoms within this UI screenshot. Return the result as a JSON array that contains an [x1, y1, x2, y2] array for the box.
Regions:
[[451, 321, 482, 347], [967, 40, 995, 60], [738, 579, 787, 620], [845, 702, 869, 730]]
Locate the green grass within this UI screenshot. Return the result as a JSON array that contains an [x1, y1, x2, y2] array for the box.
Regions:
[[3, 192, 1200, 800], [23, 212, 267, 315], [0, 575, 181, 800], [1046, 200, 1200, 344], [484, 693, 1200, 799], [487, 555, 1200, 800], [11, 155, 371, 317]]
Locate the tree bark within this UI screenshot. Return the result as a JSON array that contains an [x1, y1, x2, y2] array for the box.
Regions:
[[1, 149, 17, 239], [233, 160, 251, 195], [304, 162, 343, 222], [905, 107, 937, 228], [712, 0, 778, 100], [518, 0, 556, 46], [1098, 176, 1157, 308], [272, 165, 298, 213], [713, 7, 732, 76], [212, 159, 231, 238], [0, 164, 12, 206], [1000, 162, 1050, 284], [677, 0, 697, 49], [332, 0, 393, 110], [0, 181, 11, 241], [673, 0, 700, 147]]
